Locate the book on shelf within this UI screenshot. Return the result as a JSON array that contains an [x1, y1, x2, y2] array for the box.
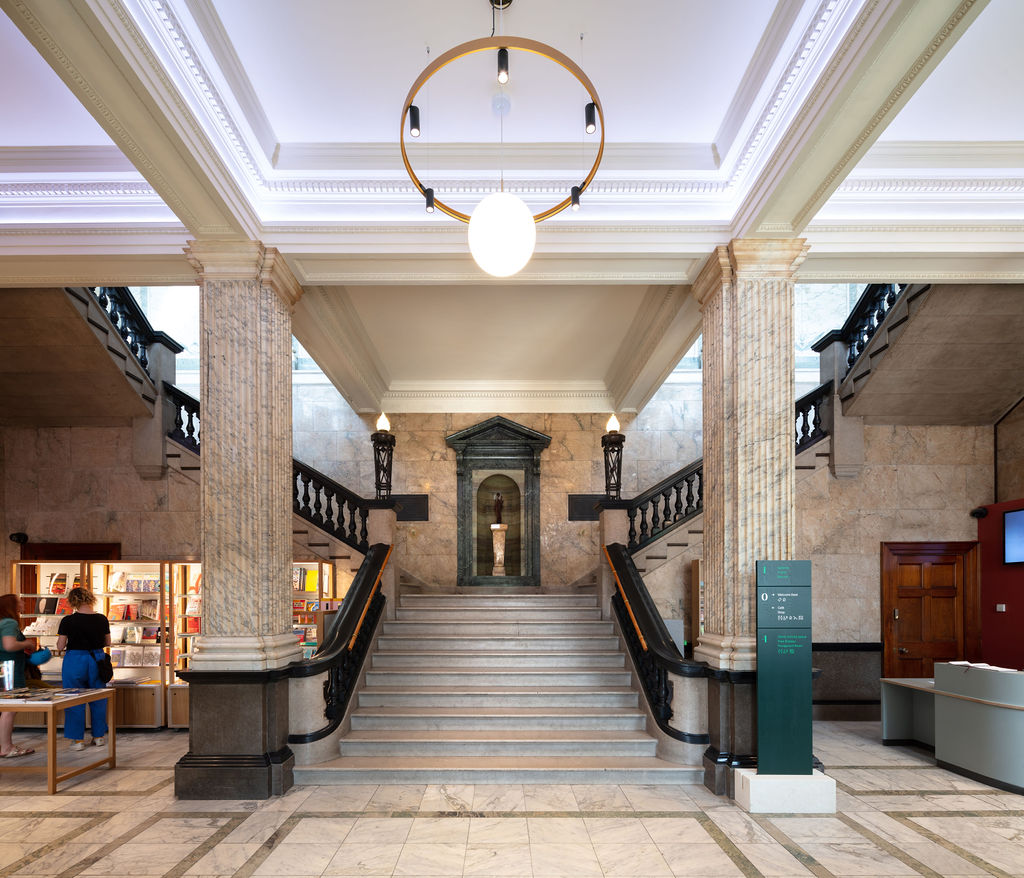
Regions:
[[123, 626, 143, 645], [301, 645, 316, 659], [304, 569, 318, 592], [36, 596, 57, 615], [48, 572, 68, 595], [188, 573, 202, 594], [142, 646, 161, 667], [109, 623, 126, 644], [292, 568, 303, 588], [55, 597, 70, 615], [123, 646, 144, 667], [107, 603, 128, 621], [109, 571, 128, 592], [141, 626, 159, 643], [109, 647, 125, 667], [292, 599, 306, 612], [185, 617, 201, 634], [139, 599, 159, 620], [184, 596, 201, 616]]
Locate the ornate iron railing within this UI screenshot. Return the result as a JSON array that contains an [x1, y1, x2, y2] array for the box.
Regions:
[[811, 283, 909, 378], [603, 544, 709, 744], [163, 383, 372, 554], [288, 543, 392, 744], [795, 380, 832, 454], [293, 459, 370, 554], [626, 460, 703, 552], [90, 286, 182, 375]]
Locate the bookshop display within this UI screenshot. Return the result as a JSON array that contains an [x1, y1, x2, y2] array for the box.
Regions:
[[10, 556, 339, 729]]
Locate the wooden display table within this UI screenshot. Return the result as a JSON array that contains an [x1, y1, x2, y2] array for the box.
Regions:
[[0, 688, 116, 793]]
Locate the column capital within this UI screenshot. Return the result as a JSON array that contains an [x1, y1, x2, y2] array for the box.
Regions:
[[693, 239, 809, 307], [185, 240, 303, 310]]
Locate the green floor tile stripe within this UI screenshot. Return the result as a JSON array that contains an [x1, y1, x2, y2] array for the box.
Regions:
[[230, 814, 305, 878], [752, 816, 837, 878], [888, 812, 1017, 878], [693, 813, 763, 878], [0, 812, 114, 878], [160, 813, 251, 878], [835, 811, 945, 878]]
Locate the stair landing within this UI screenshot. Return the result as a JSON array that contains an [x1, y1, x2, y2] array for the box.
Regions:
[[293, 590, 702, 785]]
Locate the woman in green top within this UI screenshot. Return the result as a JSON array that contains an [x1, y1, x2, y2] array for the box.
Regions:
[[0, 593, 38, 757]]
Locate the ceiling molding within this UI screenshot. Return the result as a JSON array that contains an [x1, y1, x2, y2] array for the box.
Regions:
[[381, 382, 616, 415], [0, 146, 138, 173], [0, 253, 196, 286]]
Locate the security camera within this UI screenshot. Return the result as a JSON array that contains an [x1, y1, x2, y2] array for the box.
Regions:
[[969, 507, 988, 519], [8, 532, 28, 543]]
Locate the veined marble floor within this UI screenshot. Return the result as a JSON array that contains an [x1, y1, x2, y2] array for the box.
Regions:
[[1, 722, 1023, 878]]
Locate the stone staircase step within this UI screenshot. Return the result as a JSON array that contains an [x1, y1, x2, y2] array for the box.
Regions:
[[357, 687, 639, 708], [375, 635, 620, 651], [381, 620, 614, 636], [394, 607, 602, 621], [401, 594, 597, 609], [339, 729, 657, 757], [294, 756, 703, 785], [370, 650, 625, 669], [363, 668, 632, 687], [351, 706, 645, 730]]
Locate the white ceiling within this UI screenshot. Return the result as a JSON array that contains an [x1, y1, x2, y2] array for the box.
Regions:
[[0, 0, 1021, 413]]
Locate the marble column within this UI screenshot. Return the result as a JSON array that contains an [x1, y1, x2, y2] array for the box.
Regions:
[[175, 240, 304, 799], [692, 238, 808, 795]]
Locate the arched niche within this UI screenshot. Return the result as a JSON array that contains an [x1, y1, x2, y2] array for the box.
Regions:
[[446, 417, 550, 588], [475, 473, 522, 576]]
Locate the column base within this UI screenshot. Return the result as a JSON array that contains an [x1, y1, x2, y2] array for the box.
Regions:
[[735, 768, 836, 813], [175, 669, 293, 799]]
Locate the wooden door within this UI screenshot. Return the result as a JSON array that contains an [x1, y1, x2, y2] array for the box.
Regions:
[[881, 542, 980, 678]]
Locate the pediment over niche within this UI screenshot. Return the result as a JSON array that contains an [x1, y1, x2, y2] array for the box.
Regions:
[[445, 416, 551, 454]]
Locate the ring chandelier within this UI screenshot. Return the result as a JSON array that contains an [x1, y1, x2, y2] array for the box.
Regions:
[[400, 23, 605, 277]]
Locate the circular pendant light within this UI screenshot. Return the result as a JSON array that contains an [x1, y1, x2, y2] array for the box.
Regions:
[[401, 35, 604, 278]]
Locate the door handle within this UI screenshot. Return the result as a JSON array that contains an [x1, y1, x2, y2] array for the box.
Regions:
[[898, 647, 909, 655], [893, 608, 899, 621]]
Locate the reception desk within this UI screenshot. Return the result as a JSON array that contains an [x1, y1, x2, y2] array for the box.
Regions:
[[881, 663, 1024, 794]]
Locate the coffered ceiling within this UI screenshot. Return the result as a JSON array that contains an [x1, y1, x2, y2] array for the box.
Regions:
[[0, 0, 1021, 412]]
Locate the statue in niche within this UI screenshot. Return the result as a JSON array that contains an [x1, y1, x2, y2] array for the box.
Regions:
[[493, 492, 503, 525]]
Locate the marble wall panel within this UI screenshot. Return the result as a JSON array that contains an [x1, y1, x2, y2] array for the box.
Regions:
[[996, 402, 1024, 501]]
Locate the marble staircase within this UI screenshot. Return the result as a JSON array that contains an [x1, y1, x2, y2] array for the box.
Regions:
[[293, 591, 703, 784]]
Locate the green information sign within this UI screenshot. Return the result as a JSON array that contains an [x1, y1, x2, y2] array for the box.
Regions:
[[756, 560, 813, 775]]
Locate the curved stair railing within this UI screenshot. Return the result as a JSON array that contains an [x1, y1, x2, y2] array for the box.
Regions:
[[603, 543, 709, 745], [626, 381, 833, 552], [163, 383, 372, 555], [287, 543, 392, 744], [88, 286, 183, 376]]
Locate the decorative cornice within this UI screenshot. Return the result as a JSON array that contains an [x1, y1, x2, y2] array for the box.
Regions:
[[0, 182, 160, 199], [259, 247, 303, 310], [793, 0, 984, 230], [185, 239, 267, 280], [693, 246, 733, 308]]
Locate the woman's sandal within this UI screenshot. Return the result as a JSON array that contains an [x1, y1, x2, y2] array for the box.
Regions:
[[0, 746, 35, 758]]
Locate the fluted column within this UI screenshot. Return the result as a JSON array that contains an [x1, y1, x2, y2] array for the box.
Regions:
[[176, 240, 304, 800], [692, 238, 808, 794]]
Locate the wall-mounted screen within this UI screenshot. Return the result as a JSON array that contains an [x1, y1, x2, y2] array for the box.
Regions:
[[1005, 508, 1024, 564]]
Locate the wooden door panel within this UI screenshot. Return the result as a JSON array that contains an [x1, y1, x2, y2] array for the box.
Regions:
[[882, 542, 979, 678]]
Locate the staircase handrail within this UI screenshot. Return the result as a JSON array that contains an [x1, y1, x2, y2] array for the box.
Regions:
[[795, 379, 832, 453], [287, 543, 392, 744], [811, 283, 911, 378], [88, 286, 184, 376], [603, 543, 708, 744], [162, 382, 374, 554]]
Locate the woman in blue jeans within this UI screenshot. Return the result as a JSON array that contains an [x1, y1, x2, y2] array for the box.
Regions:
[[56, 587, 111, 750]]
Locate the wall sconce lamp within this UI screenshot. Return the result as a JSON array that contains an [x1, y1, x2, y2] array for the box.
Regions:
[[372, 413, 396, 500], [602, 413, 624, 500]]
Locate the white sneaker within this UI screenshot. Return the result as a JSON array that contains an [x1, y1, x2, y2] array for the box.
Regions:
[[69, 741, 85, 751], [92, 737, 105, 747]]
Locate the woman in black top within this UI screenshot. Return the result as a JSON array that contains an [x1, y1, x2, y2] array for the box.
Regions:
[[56, 587, 111, 750]]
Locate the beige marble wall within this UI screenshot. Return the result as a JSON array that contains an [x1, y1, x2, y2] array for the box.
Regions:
[[996, 401, 1024, 502], [797, 424, 993, 641], [0, 425, 200, 562], [292, 381, 704, 589]]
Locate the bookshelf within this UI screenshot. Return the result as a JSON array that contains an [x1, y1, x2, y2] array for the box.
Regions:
[[167, 562, 202, 727], [292, 560, 338, 659]]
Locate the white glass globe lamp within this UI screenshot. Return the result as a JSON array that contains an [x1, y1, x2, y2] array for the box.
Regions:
[[468, 192, 537, 278]]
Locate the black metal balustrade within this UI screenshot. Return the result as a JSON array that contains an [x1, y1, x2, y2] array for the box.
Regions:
[[288, 544, 391, 744], [603, 544, 709, 744], [164, 382, 201, 453], [162, 383, 372, 555], [90, 286, 180, 376], [293, 460, 370, 554], [626, 460, 703, 552], [795, 380, 832, 454], [811, 282, 909, 378]]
